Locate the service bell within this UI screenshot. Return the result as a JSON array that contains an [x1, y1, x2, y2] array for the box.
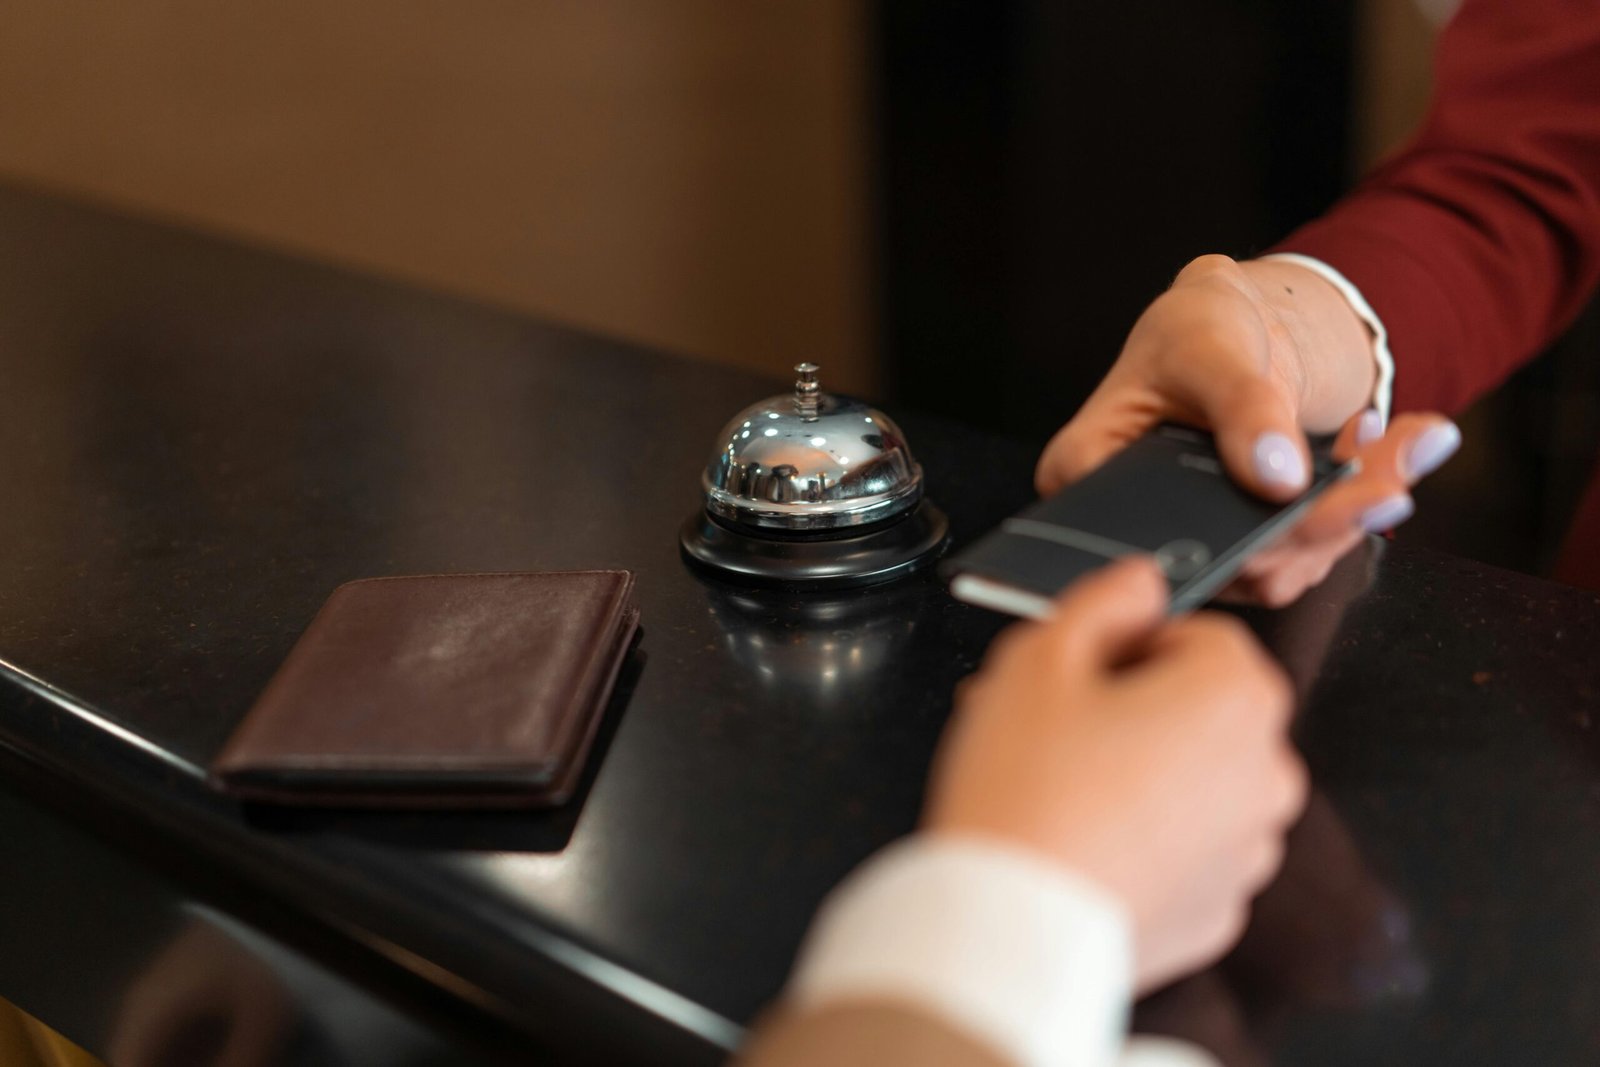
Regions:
[[679, 363, 949, 587]]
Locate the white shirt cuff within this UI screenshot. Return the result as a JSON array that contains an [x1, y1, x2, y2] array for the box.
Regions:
[[1261, 252, 1395, 427], [786, 834, 1210, 1067], [1122, 1036, 1224, 1067]]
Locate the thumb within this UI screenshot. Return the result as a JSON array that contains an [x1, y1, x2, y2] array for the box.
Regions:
[[1045, 556, 1170, 668], [1187, 370, 1310, 504], [1034, 387, 1160, 498]]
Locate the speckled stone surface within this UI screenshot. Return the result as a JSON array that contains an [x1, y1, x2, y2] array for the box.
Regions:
[[0, 183, 1597, 1066]]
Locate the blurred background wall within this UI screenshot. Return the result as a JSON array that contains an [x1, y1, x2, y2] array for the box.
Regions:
[[0, 1, 875, 391], [1, 0, 1594, 578]]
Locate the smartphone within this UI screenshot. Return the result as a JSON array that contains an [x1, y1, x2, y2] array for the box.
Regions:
[[944, 423, 1353, 617]]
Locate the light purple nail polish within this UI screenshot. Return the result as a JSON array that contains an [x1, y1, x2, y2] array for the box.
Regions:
[[1361, 494, 1414, 533], [1253, 432, 1308, 489], [1355, 409, 1384, 447], [1404, 422, 1462, 480]]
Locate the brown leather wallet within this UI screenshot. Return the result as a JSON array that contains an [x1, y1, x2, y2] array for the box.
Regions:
[[211, 570, 639, 808]]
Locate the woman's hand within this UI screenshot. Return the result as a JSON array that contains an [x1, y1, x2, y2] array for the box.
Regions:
[[1035, 255, 1460, 607], [925, 558, 1308, 991]]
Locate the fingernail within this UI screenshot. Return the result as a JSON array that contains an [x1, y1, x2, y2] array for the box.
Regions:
[[1253, 432, 1308, 489], [1355, 408, 1384, 447], [1403, 421, 1462, 480], [1360, 494, 1414, 533]]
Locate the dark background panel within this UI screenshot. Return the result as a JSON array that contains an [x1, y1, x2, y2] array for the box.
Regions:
[[876, 0, 1354, 439]]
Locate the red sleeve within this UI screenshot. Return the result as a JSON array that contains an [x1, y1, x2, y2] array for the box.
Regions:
[[1273, 0, 1600, 415]]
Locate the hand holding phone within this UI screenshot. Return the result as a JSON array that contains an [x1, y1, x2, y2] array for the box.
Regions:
[[945, 424, 1353, 617]]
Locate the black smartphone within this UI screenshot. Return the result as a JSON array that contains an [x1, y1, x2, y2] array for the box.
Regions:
[[944, 424, 1353, 617]]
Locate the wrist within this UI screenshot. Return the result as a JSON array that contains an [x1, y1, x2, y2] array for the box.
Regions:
[[923, 806, 1145, 932], [1240, 258, 1377, 432], [787, 834, 1134, 1067]]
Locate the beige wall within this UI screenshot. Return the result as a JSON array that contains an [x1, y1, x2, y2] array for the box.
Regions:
[[0, 2, 875, 392]]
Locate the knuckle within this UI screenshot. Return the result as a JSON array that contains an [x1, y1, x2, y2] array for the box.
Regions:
[[1176, 253, 1241, 284], [1275, 750, 1312, 819], [1047, 623, 1097, 678], [1103, 555, 1167, 607], [1007, 618, 1080, 681], [1193, 612, 1257, 655], [1245, 836, 1288, 892], [1223, 371, 1284, 410], [1259, 573, 1304, 608], [1258, 660, 1294, 708], [1040, 424, 1097, 488], [1331, 527, 1365, 557], [1215, 651, 1292, 729], [980, 624, 1032, 671], [951, 675, 980, 707], [1039, 423, 1075, 466], [1171, 619, 1254, 678], [1207, 901, 1253, 959], [1305, 556, 1336, 590], [1294, 513, 1343, 548], [950, 675, 994, 721]]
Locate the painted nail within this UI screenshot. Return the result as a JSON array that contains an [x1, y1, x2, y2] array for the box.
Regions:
[[1403, 421, 1462, 481], [1355, 408, 1384, 447], [1360, 494, 1414, 533], [1253, 432, 1308, 489]]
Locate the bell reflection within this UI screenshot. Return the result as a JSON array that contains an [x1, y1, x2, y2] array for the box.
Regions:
[[701, 578, 929, 705]]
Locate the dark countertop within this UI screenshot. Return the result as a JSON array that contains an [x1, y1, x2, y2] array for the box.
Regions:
[[1, 183, 1598, 1067]]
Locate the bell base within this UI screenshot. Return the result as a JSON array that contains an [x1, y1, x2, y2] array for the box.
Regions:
[[679, 501, 950, 589]]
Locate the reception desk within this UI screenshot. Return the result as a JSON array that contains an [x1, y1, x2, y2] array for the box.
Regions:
[[1, 184, 1597, 1066]]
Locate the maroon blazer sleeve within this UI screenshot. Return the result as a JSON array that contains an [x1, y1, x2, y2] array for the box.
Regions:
[[1274, 0, 1600, 415]]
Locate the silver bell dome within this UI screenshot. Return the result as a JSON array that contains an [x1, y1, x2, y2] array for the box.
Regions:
[[702, 363, 924, 531]]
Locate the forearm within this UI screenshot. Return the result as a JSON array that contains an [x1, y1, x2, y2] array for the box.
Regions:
[[738, 1000, 1012, 1067], [1274, 0, 1600, 414], [740, 1003, 1214, 1067]]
